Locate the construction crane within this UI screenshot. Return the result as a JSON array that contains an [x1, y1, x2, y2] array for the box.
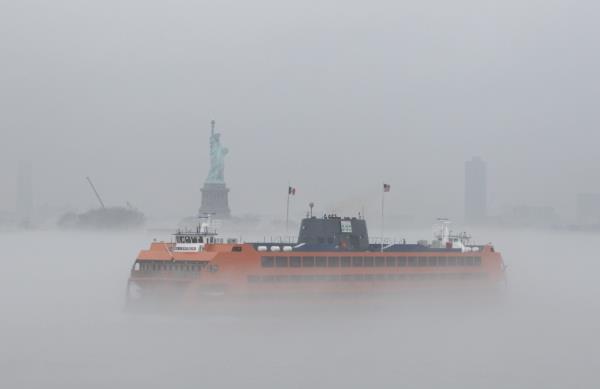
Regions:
[[86, 176, 106, 209]]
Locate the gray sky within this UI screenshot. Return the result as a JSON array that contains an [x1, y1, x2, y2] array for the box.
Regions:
[[1, 0, 599, 221]]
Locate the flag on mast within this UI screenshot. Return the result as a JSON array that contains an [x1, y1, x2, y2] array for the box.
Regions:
[[286, 185, 296, 235], [381, 183, 390, 252]]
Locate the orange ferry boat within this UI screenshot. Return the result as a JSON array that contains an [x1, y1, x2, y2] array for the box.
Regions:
[[127, 215, 506, 305]]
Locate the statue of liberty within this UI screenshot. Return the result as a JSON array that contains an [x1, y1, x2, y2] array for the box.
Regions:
[[199, 120, 231, 218], [206, 120, 228, 184]]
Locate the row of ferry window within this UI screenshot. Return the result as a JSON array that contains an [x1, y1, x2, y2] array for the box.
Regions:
[[248, 272, 487, 283], [261, 256, 482, 268], [136, 262, 203, 272]]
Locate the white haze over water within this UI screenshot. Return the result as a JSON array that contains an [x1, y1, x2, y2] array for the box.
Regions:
[[2, 1, 600, 387], [1, 228, 599, 388]]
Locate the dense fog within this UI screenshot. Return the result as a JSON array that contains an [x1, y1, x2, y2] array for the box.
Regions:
[[2, 1, 600, 388], [2, 1, 600, 221], [1, 228, 599, 388]]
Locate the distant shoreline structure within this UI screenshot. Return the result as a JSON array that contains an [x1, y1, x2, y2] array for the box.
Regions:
[[58, 206, 145, 230]]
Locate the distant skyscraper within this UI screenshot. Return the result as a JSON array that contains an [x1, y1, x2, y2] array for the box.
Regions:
[[576, 193, 600, 225], [465, 157, 487, 224], [16, 161, 33, 225]]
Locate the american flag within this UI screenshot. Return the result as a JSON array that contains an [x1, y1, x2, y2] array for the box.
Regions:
[[288, 186, 296, 195], [383, 183, 391, 192]]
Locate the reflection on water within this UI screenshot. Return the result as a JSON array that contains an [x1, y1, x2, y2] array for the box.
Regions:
[[1, 229, 599, 388]]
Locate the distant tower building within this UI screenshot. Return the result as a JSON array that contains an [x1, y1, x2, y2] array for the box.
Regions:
[[199, 121, 231, 218], [576, 193, 600, 225], [16, 161, 33, 225], [464, 156, 487, 224]]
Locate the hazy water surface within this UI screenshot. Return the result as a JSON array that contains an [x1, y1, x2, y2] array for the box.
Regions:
[[1, 229, 599, 388]]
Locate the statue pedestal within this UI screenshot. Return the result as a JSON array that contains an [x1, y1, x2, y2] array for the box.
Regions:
[[199, 182, 231, 218]]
